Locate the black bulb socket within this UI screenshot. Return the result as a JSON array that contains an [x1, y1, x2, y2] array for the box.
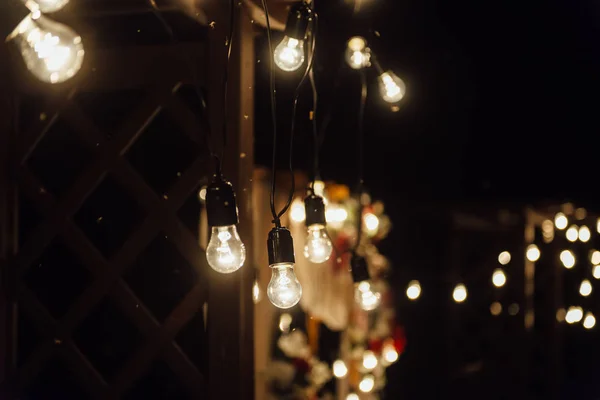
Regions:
[[1, 0, 29, 39], [304, 193, 326, 227], [205, 176, 239, 227], [350, 254, 370, 283], [283, 1, 313, 40], [267, 227, 295, 266]]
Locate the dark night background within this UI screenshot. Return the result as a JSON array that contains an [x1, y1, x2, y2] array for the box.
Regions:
[[255, 0, 600, 398]]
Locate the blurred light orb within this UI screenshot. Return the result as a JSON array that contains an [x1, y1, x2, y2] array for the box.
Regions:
[[526, 244, 540, 262], [579, 226, 591, 242], [359, 375, 375, 393], [556, 308, 566, 322], [498, 251, 511, 265], [383, 343, 399, 364], [580, 279, 593, 297], [594, 265, 600, 279], [290, 198, 306, 223], [566, 306, 583, 324], [566, 225, 579, 242], [406, 280, 421, 300], [346, 394, 359, 400], [584, 312, 596, 329], [490, 302, 502, 316], [492, 269, 506, 288], [362, 350, 378, 370], [333, 359, 348, 378], [555, 212, 568, 230], [591, 250, 600, 265], [560, 250, 575, 269], [508, 303, 520, 316], [453, 284, 467, 303], [364, 213, 380, 234]]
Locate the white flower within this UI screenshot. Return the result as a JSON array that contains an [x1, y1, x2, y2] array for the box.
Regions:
[[277, 330, 311, 359]]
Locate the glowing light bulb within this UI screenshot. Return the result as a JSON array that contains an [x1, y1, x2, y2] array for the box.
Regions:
[[333, 359, 348, 378], [526, 244, 540, 262], [354, 281, 381, 311], [345, 36, 370, 69], [594, 265, 600, 279], [579, 226, 591, 242], [580, 279, 592, 297], [346, 394, 359, 400], [304, 224, 333, 263], [378, 71, 405, 103], [290, 198, 306, 223], [383, 343, 399, 364], [566, 306, 583, 324], [492, 268, 506, 287], [566, 225, 578, 242], [279, 313, 292, 332], [591, 250, 600, 265], [252, 279, 262, 304], [359, 375, 375, 393], [274, 36, 305, 72], [498, 251, 511, 265], [584, 312, 596, 329], [268, 263, 302, 309], [555, 212, 568, 230], [453, 284, 467, 303], [362, 350, 378, 370], [206, 225, 246, 273], [364, 213, 380, 235], [22, 0, 70, 13], [325, 204, 348, 229], [406, 280, 421, 300], [560, 250, 575, 269], [9, 12, 84, 84]]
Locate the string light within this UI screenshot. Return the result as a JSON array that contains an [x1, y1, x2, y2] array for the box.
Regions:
[[498, 251, 511, 265], [490, 302, 502, 316], [584, 312, 596, 329], [453, 284, 467, 303], [333, 360, 348, 378], [352, 255, 381, 311], [594, 265, 600, 280], [22, 0, 69, 13], [492, 269, 506, 287], [362, 350, 378, 370], [383, 342, 399, 364], [378, 70, 406, 103], [273, 2, 313, 71], [359, 375, 375, 393], [290, 198, 306, 223], [406, 280, 421, 300], [346, 394, 359, 400], [7, 11, 84, 84], [579, 279, 592, 297], [554, 212, 568, 230], [267, 228, 302, 309], [560, 250, 575, 269], [303, 193, 333, 263], [579, 225, 591, 242], [345, 36, 371, 69], [566, 225, 579, 242], [566, 306, 583, 324], [526, 244, 540, 262]]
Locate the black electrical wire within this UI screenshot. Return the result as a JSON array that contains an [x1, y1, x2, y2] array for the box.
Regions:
[[353, 68, 368, 252], [148, 0, 235, 176]]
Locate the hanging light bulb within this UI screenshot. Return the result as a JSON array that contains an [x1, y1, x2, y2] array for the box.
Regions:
[[267, 227, 302, 309], [205, 176, 246, 273], [345, 36, 371, 70], [22, 0, 69, 13], [378, 70, 406, 103], [303, 193, 333, 263], [6, 11, 84, 84], [351, 254, 381, 311], [273, 2, 312, 72]]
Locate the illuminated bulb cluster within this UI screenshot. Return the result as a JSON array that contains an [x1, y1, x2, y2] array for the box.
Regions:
[[382, 342, 399, 364], [252, 278, 262, 304], [579, 226, 591, 242], [345, 36, 371, 69], [584, 312, 596, 329]]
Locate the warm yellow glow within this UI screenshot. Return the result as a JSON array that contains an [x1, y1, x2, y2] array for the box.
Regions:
[[597, 218, 600, 234], [542, 220, 554, 242], [566, 225, 579, 242], [252, 279, 262, 304], [346, 394, 359, 400], [594, 265, 600, 279], [556, 308, 566, 322], [378, 71, 406, 103], [325, 204, 348, 229], [364, 213, 380, 234], [584, 312, 596, 329], [383, 343, 399, 364], [359, 375, 375, 393], [313, 180, 326, 198], [555, 212, 568, 230], [592, 251, 600, 265], [406, 280, 421, 300], [566, 306, 583, 324], [279, 313, 292, 332], [290, 198, 305, 223], [492, 269, 506, 288], [24, 0, 70, 13], [453, 284, 467, 303], [490, 302, 502, 316], [198, 186, 207, 201], [498, 251, 511, 265], [526, 244, 540, 262], [560, 250, 575, 269], [580, 279, 592, 297], [579, 226, 591, 242], [362, 350, 378, 370], [333, 359, 348, 378]]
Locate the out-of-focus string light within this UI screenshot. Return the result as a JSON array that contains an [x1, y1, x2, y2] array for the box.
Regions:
[[560, 250, 575, 269], [273, 2, 313, 72], [584, 312, 596, 329], [579, 225, 591, 242], [566, 306, 583, 324], [406, 280, 421, 300], [580, 279, 592, 297], [364, 212, 380, 235], [594, 265, 600, 280], [382, 342, 399, 364], [252, 277, 262, 304], [345, 36, 371, 69], [290, 198, 306, 223], [359, 375, 375, 393], [554, 212, 568, 230], [526, 244, 540, 262], [362, 350, 378, 370], [556, 308, 566, 322], [492, 269, 506, 288], [453, 284, 467, 303], [490, 302, 502, 316], [566, 225, 579, 242], [333, 359, 348, 378], [498, 251, 511, 265], [591, 250, 600, 265]]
